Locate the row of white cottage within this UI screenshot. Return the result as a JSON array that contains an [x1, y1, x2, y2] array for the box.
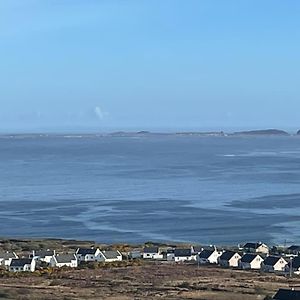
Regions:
[[142, 245, 299, 274], [0, 248, 122, 272]]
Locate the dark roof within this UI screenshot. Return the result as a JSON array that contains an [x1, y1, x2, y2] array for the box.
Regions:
[[35, 250, 54, 257], [174, 249, 192, 257], [10, 258, 32, 267], [199, 249, 214, 259], [290, 256, 300, 269], [273, 289, 300, 300], [55, 254, 76, 263], [243, 242, 263, 249], [241, 254, 260, 263], [143, 247, 159, 254], [0, 252, 17, 260], [192, 246, 202, 253], [102, 251, 121, 259], [219, 251, 237, 261], [77, 248, 97, 256], [264, 256, 282, 266], [288, 245, 300, 251]]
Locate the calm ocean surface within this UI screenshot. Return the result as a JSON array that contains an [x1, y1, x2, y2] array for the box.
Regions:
[[1, 135, 300, 245]]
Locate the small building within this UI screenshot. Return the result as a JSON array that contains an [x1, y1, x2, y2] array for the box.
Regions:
[[287, 256, 300, 275], [287, 245, 300, 255], [100, 250, 122, 262], [9, 258, 36, 272], [142, 247, 163, 260], [76, 248, 102, 262], [262, 256, 288, 273], [239, 253, 264, 270], [129, 250, 142, 259], [166, 249, 175, 261], [174, 248, 196, 262], [32, 250, 55, 264], [50, 254, 78, 268], [219, 251, 241, 268], [243, 242, 269, 254], [198, 249, 222, 264], [273, 288, 300, 299], [0, 252, 18, 268]]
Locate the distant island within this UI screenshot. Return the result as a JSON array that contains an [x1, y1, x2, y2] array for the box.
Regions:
[[1, 129, 300, 138], [108, 129, 293, 137], [231, 129, 290, 136]]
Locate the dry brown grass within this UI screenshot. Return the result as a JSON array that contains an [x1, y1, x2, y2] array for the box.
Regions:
[[0, 263, 296, 299]]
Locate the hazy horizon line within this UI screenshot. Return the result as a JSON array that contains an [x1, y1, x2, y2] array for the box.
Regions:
[[1, 126, 300, 135]]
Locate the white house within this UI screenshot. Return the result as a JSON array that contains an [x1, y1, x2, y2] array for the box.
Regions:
[[198, 249, 222, 264], [99, 250, 122, 262], [166, 249, 175, 261], [262, 256, 288, 273], [76, 248, 103, 262], [243, 242, 269, 254], [219, 251, 241, 268], [32, 250, 55, 264], [239, 253, 264, 270], [174, 248, 197, 262], [143, 247, 163, 260], [50, 254, 78, 268], [0, 252, 18, 268], [9, 258, 36, 272]]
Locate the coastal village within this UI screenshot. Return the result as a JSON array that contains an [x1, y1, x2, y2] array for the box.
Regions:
[[2, 240, 300, 299]]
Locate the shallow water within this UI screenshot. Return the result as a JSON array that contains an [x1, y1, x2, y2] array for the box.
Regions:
[[1, 135, 300, 245]]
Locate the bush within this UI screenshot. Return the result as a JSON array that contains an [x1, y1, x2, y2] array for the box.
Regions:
[[0, 291, 9, 298], [177, 281, 191, 289]]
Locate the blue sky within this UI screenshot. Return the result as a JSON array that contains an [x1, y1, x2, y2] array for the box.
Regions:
[[0, 0, 300, 132]]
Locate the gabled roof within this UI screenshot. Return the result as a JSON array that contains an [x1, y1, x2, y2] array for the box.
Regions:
[[76, 248, 98, 256], [10, 258, 32, 267], [290, 256, 300, 269], [241, 253, 261, 263], [0, 252, 17, 260], [273, 289, 300, 300], [174, 249, 192, 257], [288, 245, 300, 251], [264, 256, 284, 266], [143, 247, 159, 254], [102, 251, 121, 259], [199, 249, 215, 259], [220, 251, 238, 261], [35, 250, 55, 258], [243, 242, 266, 249], [55, 254, 77, 263]]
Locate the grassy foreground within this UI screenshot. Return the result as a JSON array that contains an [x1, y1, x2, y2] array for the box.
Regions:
[[0, 238, 297, 299]]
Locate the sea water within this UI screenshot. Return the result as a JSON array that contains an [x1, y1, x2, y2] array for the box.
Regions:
[[1, 135, 300, 245]]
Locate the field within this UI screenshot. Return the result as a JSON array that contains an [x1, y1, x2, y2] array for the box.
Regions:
[[0, 262, 298, 300]]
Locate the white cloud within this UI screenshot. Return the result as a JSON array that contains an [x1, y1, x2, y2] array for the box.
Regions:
[[94, 106, 107, 120]]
